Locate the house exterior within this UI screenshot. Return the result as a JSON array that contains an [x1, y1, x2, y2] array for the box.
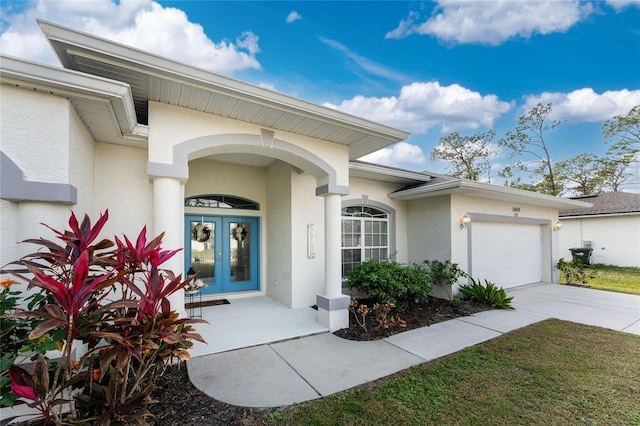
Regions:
[[0, 20, 589, 331], [559, 192, 640, 267]]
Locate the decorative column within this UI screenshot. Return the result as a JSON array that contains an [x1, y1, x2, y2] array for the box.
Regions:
[[316, 192, 350, 331], [152, 177, 186, 315]]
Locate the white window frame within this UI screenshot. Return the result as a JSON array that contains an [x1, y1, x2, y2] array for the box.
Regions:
[[341, 201, 396, 279]]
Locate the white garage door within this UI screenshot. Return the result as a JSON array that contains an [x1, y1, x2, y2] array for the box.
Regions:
[[471, 222, 542, 288]]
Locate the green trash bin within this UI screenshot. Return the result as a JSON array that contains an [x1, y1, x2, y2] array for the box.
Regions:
[[569, 248, 593, 265]]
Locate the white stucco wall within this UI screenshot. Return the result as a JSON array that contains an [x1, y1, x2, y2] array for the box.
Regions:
[[266, 161, 293, 306], [94, 142, 153, 239], [559, 215, 640, 267], [291, 171, 325, 308], [0, 200, 19, 268], [1, 86, 70, 183], [68, 104, 96, 218], [148, 102, 351, 187], [1, 87, 96, 297]]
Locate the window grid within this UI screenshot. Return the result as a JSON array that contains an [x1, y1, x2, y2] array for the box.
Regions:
[[341, 206, 389, 278]]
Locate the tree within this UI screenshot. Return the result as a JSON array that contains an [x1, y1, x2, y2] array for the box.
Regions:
[[554, 153, 604, 196], [598, 148, 635, 192], [430, 130, 496, 181], [602, 105, 640, 154], [498, 103, 562, 195], [600, 105, 639, 191]]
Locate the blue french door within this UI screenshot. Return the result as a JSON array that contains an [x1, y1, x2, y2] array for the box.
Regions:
[[185, 215, 259, 294]]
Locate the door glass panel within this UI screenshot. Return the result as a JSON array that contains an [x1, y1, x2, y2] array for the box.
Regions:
[[190, 221, 215, 284], [230, 222, 251, 282]]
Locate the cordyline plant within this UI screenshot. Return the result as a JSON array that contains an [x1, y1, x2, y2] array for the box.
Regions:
[[0, 210, 206, 425]]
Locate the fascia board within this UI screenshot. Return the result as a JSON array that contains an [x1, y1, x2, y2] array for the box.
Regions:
[[349, 161, 431, 183], [390, 178, 593, 209]]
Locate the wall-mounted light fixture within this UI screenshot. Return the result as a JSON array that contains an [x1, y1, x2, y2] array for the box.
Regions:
[[459, 214, 471, 229], [552, 221, 562, 231]]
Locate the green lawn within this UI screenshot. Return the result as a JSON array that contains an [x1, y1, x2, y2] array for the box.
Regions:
[[274, 319, 640, 425], [587, 264, 640, 295], [560, 264, 640, 295]]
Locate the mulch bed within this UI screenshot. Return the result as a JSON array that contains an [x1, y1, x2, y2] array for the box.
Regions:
[[334, 296, 491, 340], [149, 296, 491, 425]]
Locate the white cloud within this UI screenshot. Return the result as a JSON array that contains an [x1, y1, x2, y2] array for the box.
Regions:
[[286, 11, 302, 24], [386, 0, 593, 45], [0, 0, 261, 74], [319, 37, 408, 83], [523, 88, 640, 122], [324, 81, 512, 133], [606, 0, 640, 12], [359, 142, 427, 168]]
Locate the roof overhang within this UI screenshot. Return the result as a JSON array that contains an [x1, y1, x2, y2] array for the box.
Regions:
[[38, 20, 409, 158], [390, 178, 593, 210], [0, 54, 148, 146], [349, 161, 432, 185]]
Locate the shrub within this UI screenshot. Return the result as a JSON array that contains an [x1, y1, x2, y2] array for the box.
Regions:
[[0, 280, 58, 408], [458, 278, 514, 309], [346, 259, 431, 311], [423, 259, 467, 301], [0, 210, 206, 425], [557, 258, 597, 285]]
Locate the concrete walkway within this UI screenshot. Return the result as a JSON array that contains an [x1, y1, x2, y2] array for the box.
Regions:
[[187, 283, 640, 408]]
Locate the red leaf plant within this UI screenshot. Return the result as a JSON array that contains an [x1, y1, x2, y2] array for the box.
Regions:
[[1, 211, 206, 425]]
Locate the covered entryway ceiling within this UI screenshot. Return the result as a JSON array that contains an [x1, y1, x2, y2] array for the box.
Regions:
[[38, 20, 409, 158]]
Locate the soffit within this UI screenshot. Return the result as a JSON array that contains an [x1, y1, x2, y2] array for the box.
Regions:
[[39, 20, 409, 159], [0, 55, 147, 147]]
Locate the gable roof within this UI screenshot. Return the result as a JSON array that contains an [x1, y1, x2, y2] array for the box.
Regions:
[[560, 192, 640, 217], [36, 20, 409, 158]]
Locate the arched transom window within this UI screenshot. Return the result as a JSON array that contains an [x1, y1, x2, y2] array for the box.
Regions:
[[341, 205, 389, 277], [185, 194, 259, 210]]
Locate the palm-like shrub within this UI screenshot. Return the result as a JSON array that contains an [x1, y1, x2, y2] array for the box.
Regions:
[[1, 211, 205, 425], [458, 278, 514, 309]]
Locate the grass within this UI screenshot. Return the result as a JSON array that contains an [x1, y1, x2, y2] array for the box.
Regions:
[[586, 264, 640, 295], [282, 319, 640, 426], [560, 264, 640, 295]]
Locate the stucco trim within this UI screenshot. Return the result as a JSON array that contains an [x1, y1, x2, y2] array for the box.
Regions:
[[147, 132, 347, 194], [341, 198, 397, 256], [316, 184, 350, 196], [465, 213, 552, 226], [316, 294, 350, 311], [0, 151, 77, 204]]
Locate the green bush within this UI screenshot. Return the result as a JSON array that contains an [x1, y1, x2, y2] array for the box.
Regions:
[[423, 259, 467, 301], [346, 259, 431, 311], [557, 258, 596, 285], [459, 278, 514, 309]]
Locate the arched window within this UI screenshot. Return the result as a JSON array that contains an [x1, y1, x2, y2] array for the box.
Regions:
[[184, 194, 259, 210], [341, 205, 389, 277]]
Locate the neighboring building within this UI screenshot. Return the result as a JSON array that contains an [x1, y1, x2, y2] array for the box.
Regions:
[[0, 20, 588, 331], [559, 192, 640, 267]]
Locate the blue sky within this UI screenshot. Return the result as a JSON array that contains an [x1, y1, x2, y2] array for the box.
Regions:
[[1, 1, 639, 191]]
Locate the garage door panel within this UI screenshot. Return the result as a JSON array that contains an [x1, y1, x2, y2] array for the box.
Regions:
[[471, 222, 542, 288]]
